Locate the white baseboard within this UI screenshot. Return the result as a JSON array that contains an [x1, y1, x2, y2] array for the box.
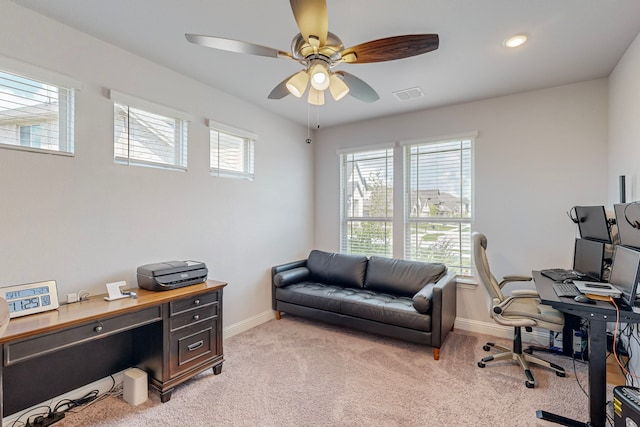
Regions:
[[454, 317, 552, 346], [223, 309, 275, 340]]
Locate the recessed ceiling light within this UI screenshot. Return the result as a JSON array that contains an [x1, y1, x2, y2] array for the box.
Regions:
[[504, 33, 528, 48]]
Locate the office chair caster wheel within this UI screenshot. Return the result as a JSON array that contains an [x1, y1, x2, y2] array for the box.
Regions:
[[556, 371, 565, 377], [525, 381, 535, 389], [483, 345, 491, 351], [478, 361, 486, 368]]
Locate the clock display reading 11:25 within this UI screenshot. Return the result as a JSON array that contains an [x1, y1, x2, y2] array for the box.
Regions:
[[1, 280, 60, 318]]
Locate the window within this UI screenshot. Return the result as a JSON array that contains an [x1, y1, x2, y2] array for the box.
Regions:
[[0, 68, 75, 155], [340, 147, 393, 257], [405, 137, 473, 276], [209, 120, 255, 180], [339, 134, 474, 277], [111, 90, 189, 170]]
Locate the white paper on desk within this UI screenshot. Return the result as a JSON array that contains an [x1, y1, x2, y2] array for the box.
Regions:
[[574, 280, 622, 297]]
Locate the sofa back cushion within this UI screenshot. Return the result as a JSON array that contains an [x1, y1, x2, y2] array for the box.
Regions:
[[364, 256, 446, 297], [306, 250, 368, 289]]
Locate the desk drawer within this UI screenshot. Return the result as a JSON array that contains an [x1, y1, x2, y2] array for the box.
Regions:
[[170, 304, 217, 332], [5, 306, 161, 365], [169, 322, 218, 377], [170, 291, 218, 316]]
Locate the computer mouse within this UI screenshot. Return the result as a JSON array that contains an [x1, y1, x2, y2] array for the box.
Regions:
[[574, 295, 596, 304]]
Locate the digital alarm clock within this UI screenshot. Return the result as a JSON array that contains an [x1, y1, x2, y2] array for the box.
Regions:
[[0, 280, 60, 318]]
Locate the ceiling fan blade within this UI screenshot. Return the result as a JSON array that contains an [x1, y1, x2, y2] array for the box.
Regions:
[[342, 34, 439, 64], [268, 75, 294, 99], [185, 34, 292, 59], [335, 71, 379, 103], [289, 0, 328, 46]]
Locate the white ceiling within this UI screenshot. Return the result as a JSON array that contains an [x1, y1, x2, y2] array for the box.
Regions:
[[13, 0, 640, 128]]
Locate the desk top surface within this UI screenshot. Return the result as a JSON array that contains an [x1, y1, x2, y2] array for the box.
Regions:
[[0, 280, 227, 343], [533, 271, 640, 322]]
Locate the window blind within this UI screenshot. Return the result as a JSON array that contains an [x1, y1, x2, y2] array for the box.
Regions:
[[113, 103, 188, 170], [340, 147, 393, 257], [209, 121, 255, 180], [0, 69, 74, 154], [405, 138, 473, 275]]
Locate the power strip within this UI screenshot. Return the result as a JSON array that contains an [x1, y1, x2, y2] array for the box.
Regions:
[[26, 412, 65, 427]]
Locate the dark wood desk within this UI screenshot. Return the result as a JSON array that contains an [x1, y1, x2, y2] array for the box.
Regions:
[[533, 271, 640, 427], [0, 280, 226, 424]]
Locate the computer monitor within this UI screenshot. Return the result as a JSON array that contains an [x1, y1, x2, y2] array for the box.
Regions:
[[614, 203, 640, 250], [573, 238, 605, 281], [609, 245, 640, 306], [574, 205, 612, 243]]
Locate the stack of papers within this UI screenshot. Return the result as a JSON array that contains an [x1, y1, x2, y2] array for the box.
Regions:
[[573, 280, 622, 297]]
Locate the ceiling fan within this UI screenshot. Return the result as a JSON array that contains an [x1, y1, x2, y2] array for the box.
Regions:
[[185, 0, 439, 106]]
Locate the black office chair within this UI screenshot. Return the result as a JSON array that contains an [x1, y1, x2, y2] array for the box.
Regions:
[[473, 232, 566, 388]]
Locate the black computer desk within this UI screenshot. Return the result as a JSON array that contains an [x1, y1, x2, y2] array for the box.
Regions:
[[533, 271, 640, 427]]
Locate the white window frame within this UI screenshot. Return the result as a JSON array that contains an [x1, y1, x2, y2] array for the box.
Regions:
[[0, 56, 80, 156], [339, 144, 394, 257], [110, 90, 190, 171], [402, 133, 475, 277], [208, 120, 256, 181], [338, 133, 475, 278]]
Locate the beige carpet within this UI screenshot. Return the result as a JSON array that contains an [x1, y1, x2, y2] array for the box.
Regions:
[[53, 316, 601, 426]]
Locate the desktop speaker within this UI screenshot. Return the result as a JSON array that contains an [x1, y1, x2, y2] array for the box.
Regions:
[[614, 386, 640, 427], [123, 368, 148, 406]]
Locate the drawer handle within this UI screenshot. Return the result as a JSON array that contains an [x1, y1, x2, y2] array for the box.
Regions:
[[194, 299, 200, 305], [188, 340, 204, 351], [193, 314, 200, 321]]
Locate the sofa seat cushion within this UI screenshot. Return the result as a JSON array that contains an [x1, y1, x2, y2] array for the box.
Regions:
[[276, 282, 431, 332]]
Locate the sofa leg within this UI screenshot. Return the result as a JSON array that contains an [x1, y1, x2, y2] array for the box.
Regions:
[[433, 348, 440, 360], [275, 310, 281, 320]]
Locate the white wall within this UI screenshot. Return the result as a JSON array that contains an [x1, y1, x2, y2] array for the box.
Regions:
[[609, 32, 640, 372], [314, 79, 609, 329], [0, 2, 314, 330]]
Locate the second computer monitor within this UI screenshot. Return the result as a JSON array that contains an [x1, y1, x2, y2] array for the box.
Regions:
[[609, 245, 640, 307], [575, 205, 612, 243], [573, 238, 605, 281]]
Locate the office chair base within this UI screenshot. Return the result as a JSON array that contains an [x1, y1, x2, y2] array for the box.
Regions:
[[478, 348, 565, 388]]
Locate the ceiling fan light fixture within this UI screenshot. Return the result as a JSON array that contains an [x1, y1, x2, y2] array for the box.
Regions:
[[286, 70, 309, 97], [504, 33, 528, 48], [329, 74, 349, 101], [309, 62, 330, 90], [307, 87, 325, 105]]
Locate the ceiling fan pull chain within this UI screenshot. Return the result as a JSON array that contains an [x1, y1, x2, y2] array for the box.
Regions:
[[306, 102, 312, 144]]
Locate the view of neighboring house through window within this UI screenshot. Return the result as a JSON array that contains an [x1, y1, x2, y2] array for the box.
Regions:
[[0, 69, 74, 154], [405, 137, 473, 276], [340, 147, 393, 257], [111, 90, 189, 170], [209, 121, 255, 181], [339, 135, 474, 277]]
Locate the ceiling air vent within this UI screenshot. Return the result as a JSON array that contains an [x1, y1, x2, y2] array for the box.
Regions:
[[393, 87, 424, 101]]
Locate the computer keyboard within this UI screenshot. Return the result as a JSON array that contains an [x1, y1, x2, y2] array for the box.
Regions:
[[552, 282, 581, 298], [541, 268, 580, 282]]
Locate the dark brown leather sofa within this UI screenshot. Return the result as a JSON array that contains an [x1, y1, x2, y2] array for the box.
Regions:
[[272, 250, 457, 360]]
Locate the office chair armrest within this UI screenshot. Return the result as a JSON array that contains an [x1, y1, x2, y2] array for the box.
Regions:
[[511, 289, 539, 297], [498, 275, 532, 288], [492, 296, 537, 327]]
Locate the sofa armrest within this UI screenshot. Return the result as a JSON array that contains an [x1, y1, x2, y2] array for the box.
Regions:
[[271, 259, 307, 310], [274, 267, 311, 287], [429, 271, 457, 350]]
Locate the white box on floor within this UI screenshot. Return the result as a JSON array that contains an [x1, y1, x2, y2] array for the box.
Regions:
[[123, 368, 148, 406]]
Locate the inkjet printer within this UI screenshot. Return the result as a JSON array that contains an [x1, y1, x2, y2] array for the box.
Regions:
[[137, 260, 208, 291]]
